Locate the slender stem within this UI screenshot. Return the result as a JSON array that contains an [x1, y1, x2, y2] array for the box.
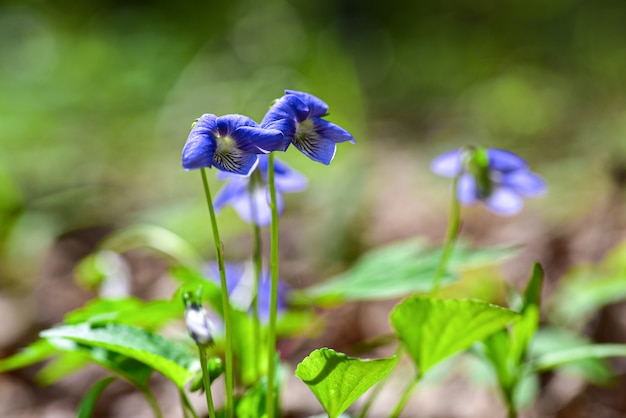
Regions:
[[389, 375, 420, 418], [180, 389, 200, 418], [431, 176, 461, 296], [358, 345, 405, 418], [142, 387, 164, 418], [200, 168, 234, 418], [198, 346, 216, 418], [266, 153, 280, 418], [249, 172, 263, 380]]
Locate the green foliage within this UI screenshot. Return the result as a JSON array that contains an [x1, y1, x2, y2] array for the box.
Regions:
[[532, 344, 626, 373], [41, 323, 198, 388], [76, 376, 116, 418], [295, 348, 397, 418], [298, 240, 515, 305], [391, 297, 518, 377]]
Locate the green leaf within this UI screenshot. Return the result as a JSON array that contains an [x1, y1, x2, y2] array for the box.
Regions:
[[235, 378, 268, 418], [530, 328, 615, 385], [35, 351, 91, 386], [41, 324, 198, 388], [510, 263, 544, 365], [295, 348, 397, 418], [64, 297, 183, 330], [532, 344, 626, 373], [76, 376, 116, 418], [391, 297, 518, 375], [0, 339, 59, 373], [297, 240, 515, 305]]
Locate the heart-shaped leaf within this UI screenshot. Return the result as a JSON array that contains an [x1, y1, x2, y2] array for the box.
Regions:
[[391, 297, 518, 375], [295, 348, 397, 418]]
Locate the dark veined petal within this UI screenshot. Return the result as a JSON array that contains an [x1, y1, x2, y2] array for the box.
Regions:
[[313, 118, 355, 144], [216, 114, 258, 137], [229, 186, 285, 227], [285, 90, 329, 118], [212, 148, 259, 175], [182, 114, 218, 170], [457, 173, 479, 205], [501, 170, 547, 197], [484, 187, 524, 216], [431, 149, 463, 177], [292, 133, 337, 165], [233, 126, 285, 154], [488, 148, 528, 172], [213, 178, 249, 212]]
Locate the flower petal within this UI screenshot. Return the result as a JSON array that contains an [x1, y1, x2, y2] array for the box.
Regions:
[[484, 187, 524, 216], [292, 133, 337, 165], [216, 114, 258, 137], [274, 159, 308, 192], [230, 186, 284, 227], [285, 90, 329, 118], [487, 148, 528, 172], [262, 94, 308, 127], [233, 126, 285, 154], [313, 118, 355, 144], [212, 149, 259, 175], [457, 173, 479, 205], [205, 262, 244, 294], [182, 114, 218, 170], [431, 149, 463, 177], [213, 178, 248, 212], [501, 170, 547, 197]]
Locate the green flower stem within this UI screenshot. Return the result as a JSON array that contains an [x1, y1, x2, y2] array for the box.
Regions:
[[266, 153, 280, 418], [389, 375, 420, 418], [200, 168, 234, 418], [142, 387, 164, 418], [357, 345, 405, 418], [180, 389, 200, 418], [198, 346, 216, 418], [249, 172, 263, 379], [431, 176, 461, 296]]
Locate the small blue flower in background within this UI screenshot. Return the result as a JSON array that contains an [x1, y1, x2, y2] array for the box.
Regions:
[[205, 262, 289, 320], [431, 147, 547, 216], [213, 155, 308, 227], [262, 90, 355, 165], [182, 114, 284, 175]]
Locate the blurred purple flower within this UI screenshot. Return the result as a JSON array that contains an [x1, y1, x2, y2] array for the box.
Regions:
[[213, 155, 308, 227], [431, 147, 547, 216], [261, 90, 355, 164], [182, 114, 284, 175], [205, 262, 289, 320]]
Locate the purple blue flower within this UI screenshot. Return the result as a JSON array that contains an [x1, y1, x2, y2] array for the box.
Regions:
[[261, 90, 355, 164], [213, 155, 308, 227], [431, 147, 547, 216], [205, 262, 289, 320], [182, 114, 284, 175]]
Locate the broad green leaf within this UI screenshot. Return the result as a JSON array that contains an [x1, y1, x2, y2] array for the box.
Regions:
[[76, 376, 116, 418], [41, 324, 198, 388], [189, 357, 224, 392], [297, 240, 514, 305], [550, 268, 626, 328], [35, 352, 91, 386], [295, 348, 397, 418], [64, 297, 183, 330], [532, 344, 626, 373], [391, 297, 518, 375], [530, 328, 614, 385]]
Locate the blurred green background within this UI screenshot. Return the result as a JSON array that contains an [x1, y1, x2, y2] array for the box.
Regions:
[[2, 0, 626, 290]]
